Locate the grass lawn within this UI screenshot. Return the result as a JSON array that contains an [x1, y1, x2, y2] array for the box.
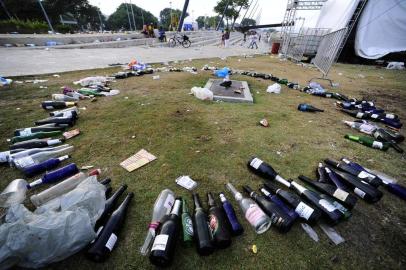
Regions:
[[0, 55, 405, 269]]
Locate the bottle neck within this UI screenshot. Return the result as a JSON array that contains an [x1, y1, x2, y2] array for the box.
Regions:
[[226, 183, 243, 201], [57, 155, 70, 162], [219, 193, 227, 203], [291, 181, 306, 194], [182, 198, 189, 213], [260, 188, 271, 197], [193, 193, 203, 210], [207, 192, 216, 207], [171, 199, 181, 216]]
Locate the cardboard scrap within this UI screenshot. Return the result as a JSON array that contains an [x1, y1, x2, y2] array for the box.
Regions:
[[120, 149, 157, 172]]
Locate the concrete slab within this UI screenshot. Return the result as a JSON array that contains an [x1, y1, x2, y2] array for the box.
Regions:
[[204, 79, 253, 103]]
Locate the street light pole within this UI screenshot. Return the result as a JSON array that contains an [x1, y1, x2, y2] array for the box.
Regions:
[[125, 2, 133, 31], [97, 2, 103, 32], [129, 0, 136, 31], [37, 0, 54, 33], [169, 1, 172, 31]]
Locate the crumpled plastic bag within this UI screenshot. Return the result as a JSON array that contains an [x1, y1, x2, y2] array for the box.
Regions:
[[214, 67, 230, 78], [191, 87, 213, 101], [266, 83, 281, 94], [0, 176, 105, 269], [0, 77, 12, 87], [386, 62, 405, 70], [73, 76, 111, 87], [308, 82, 325, 94]]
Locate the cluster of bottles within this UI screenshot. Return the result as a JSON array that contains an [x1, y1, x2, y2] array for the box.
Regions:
[[113, 68, 154, 79], [1, 104, 79, 171], [86, 179, 134, 262], [142, 189, 244, 267], [247, 157, 406, 228], [337, 100, 402, 129]]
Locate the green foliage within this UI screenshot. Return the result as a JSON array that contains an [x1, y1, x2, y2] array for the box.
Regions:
[[0, 19, 49, 33], [213, 0, 249, 26], [107, 4, 158, 31], [195, 16, 206, 29], [159, 8, 187, 31], [240, 18, 256, 27], [0, 0, 106, 31], [55, 24, 75, 34]]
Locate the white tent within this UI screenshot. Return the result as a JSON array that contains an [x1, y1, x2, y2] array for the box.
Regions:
[[315, 0, 406, 59], [355, 0, 406, 59]]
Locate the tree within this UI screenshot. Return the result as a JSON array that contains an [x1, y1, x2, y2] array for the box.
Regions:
[[195, 16, 206, 29], [207, 16, 224, 29], [0, 0, 106, 31], [213, 0, 249, 28], [159, 8, 187, 31], [240, 18, 256, 27], [107, 3, 157, 31]]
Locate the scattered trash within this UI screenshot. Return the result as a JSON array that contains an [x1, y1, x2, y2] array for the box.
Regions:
[[386, 62, 405, 70], [125, 96, 129, 99], [120, 149, 157, 172], [0, 77, 12, 87], [331, 82, 340, 88], [175, 176, 198, 190], [259, 119, 269, 127], [358, 74, 365, 78], [53, 74, 60, 78], [190, 87, 213, 101], [74, 76, 112, 87], [214, 67, 230, 78], [234, 89, 242, 94], [80, 165, 94, 170], [266, 83, 281, 94], [319, 223, 345, 245], [152, 75, 160, 80], [39, 86, 48, 89], [338, 72, 343, 76], [301, 223, 319, 242], [63, 129, 80, 139], [251, 245, 258, 254], [0, 177, 104, 268], [16, 108, 20, 110]]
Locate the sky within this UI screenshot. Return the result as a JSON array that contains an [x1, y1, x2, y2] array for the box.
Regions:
[[89, 0, 321, 27]]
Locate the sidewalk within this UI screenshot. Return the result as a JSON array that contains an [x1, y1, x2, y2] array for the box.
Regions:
[[1, 43, 269, 77]]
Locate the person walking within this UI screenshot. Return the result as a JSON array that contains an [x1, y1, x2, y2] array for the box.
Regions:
[[248, 32, 258, 49], [224, 29, 230, 48], [220, 30, 225, 47]]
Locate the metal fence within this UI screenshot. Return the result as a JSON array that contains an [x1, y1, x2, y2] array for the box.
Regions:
[[312, 27, 348, 79], [286, 27, 330, 62]]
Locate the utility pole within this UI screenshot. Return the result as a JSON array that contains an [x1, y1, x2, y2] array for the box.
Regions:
[[37, 0, 54, 33], [216, 0, 231, 31], [170, 1, 173, 31], [97, 2, 103, 32], [129, 0, 136, 30], [125, 2, 133, 31], [177, 0, 190, 32]]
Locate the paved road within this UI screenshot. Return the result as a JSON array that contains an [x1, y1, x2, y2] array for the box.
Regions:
[[1, 43, 269, 77]]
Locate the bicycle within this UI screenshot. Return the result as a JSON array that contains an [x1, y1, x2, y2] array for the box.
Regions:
[[168, 32, 191, 48]]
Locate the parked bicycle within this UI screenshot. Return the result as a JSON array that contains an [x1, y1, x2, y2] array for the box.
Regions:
[[168, 32, 191, 48]]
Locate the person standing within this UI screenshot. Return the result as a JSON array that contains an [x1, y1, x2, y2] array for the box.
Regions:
[[224, 29, 230, 48], [248, 33, 258, 49], [220, 30, 225, 47]]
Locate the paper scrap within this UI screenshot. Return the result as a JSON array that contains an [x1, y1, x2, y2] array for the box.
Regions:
[[120, 149, 157, 172], [63, 129, 80, 139]]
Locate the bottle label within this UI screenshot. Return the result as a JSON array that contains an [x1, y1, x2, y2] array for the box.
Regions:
[[105, 233, 118, 251], [151, 234, 169, 251], [250, 158, 263, 169], [372, 141, 383, 149], [209, 214, 219, 236], [295, 202, 314, 220], [358, 171, 375, 180], [19, 128, 32, 137], [326, 93, 332, 98], [354, 188, 366, 198], [371, 114, 379, 119], [15, 156, 35, 168], [245, 204, 266, 226], [359, 123, 375, 134], [386, 114, 395, 119], [184, 216, 194, 236], [45, 106, 54, 110], [356, 112, 364, 118], [318, 199, 336, 212], [163, 194, 174, 213], [333, 189, 349, 202]]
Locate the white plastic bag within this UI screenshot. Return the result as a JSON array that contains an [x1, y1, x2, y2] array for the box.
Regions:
[[266, 83, 281, 94], [0, 176, 105, 268], [73, 76, 111, 87], [191, 87, 213, 101], [386, 62, 405, 70]]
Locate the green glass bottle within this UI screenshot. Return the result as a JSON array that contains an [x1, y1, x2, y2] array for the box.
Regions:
[[78, 88, 104, 97], [345, 134, 389, 151], [10, 131, 63, 143], [278, 78, 288, 85], [181, 198, 194, 245]]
